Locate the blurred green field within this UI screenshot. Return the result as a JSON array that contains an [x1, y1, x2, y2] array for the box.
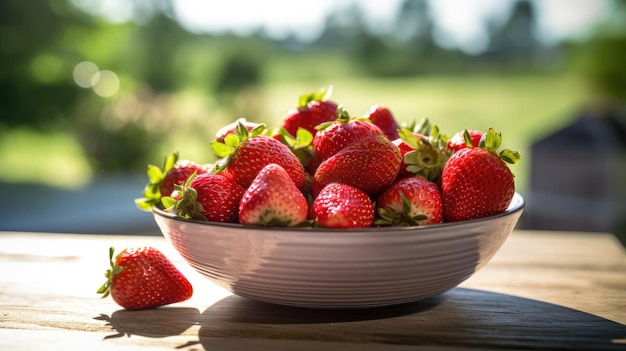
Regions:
[[0, 73, 590, 195]]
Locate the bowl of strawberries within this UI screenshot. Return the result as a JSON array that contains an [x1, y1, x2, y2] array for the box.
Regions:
[[138, 86, 525, 309]]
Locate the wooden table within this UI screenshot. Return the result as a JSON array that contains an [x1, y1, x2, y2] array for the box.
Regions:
[[1, 230, 624, 350]]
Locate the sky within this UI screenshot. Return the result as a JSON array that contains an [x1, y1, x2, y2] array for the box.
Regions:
[[82, 0, 610, 54], [170, 0, 608, 53]]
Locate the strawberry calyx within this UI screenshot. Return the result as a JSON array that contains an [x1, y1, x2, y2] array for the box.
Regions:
[[97, 247, 125, 299], [161, 172, 207, 221], [399, 120, 451, 182], [315, 105, 370, 131], [134, 151, 179, 211], [277, 127, 317, 169], [475, 128, 521, 165], [210, 121, 267, 173], [298, 85, 333, 108], [375, 191, 428, 226]]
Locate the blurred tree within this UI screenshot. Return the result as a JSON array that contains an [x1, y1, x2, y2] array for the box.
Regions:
[[485, 0, 542, 68], [0, 0, 84, 129], [578, 0, 626, 103]]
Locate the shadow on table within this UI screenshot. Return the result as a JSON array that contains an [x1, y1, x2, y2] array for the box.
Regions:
[[93, 288, 625, 350], [195, 287, 625, 350]]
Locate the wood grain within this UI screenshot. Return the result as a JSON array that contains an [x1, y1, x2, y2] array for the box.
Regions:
[[0, 230, 624, 350]]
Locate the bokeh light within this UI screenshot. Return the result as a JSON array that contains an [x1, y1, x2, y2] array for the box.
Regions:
[[91, 69, 120, 97], [73, 61, 99, 88]]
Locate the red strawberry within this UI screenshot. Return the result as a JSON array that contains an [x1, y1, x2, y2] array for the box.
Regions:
[[215, 118, 260, 143], [311, 183, 374, 228], [441, 128, 521, 222], [312, 107, 385, 162], [313, 135, 402, 196], [447, 129, 484, 152], [163, 172, 245, 223], [282, 86, 338, 137], [239, 163, 309, 226], [210, 123, 306, 190], [365, 104, 400, 140], [376, 177, 443, 226], [98, 247, 193, 310], [135, 151, 207, 211]]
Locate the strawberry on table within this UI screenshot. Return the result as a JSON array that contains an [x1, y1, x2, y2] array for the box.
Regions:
[[238, 163, 309, 227], [97, 247, 193, 310], [210, 122, 307, 190], [441, 128, 521, 222], [135, 151, 208, 211], [162, 172, 245, 223], [376, 177, 443, 226], [311, 183, 374, 228], [313, 134, 402, 196], [282, 86, 338, 137], [364, 104, 401, 140]]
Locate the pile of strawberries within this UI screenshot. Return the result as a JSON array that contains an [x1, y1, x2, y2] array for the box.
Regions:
[[136, 86, 521, 229], [99, 86, 522, 311]]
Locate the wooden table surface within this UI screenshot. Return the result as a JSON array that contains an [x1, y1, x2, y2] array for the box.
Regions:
[[1, 230, 624, 350]]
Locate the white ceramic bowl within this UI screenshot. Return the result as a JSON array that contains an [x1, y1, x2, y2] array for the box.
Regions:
[[154, 193, 524, 309]]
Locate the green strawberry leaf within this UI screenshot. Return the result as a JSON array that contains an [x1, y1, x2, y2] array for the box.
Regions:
[[210, 141, 235, 158], [146, 164, 164, 184], [480, 128, 502, 152], [397, 128, 417, 149], [296, 127, 314, 146], [500, 149, 521, 164]]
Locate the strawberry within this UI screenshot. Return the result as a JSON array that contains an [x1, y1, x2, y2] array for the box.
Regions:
[[376, 177, 443, 226], [441, 128, 521, 222], [215, 118, 260, 143], [98, 247, 193, 310], [365, 104, 400, 140], [135, 151, 208, 211], [282, 86, 338, 137], [239, 163, 309, 226], [210, 122, 306, 190], [311, 183, 374, 228], [162, 172, 245, 223], [312, 107, 385, 162], [313, 135, 402, 196], [447, 129, 484, 152]]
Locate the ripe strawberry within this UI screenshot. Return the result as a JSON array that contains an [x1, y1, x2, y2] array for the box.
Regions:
[[313, 135, 402, 196], [135, 151, 208, 211], [376, 177, 443, 226], [441, 128, 521, 222], [210, 122, 306, 190], [312, 183, 374, 228], [215, 118, 260, 143], [365, 104, 400, 140], [98, 247, 193, 310], [162, 172, 245, 223], [282, 86, 338, 137], [239, 163, 309, 226], [447, 129, 484, 153], [312, 107, 385, 162]]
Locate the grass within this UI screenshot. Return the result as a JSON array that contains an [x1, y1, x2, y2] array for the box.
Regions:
[[0, 73, 591, 196]]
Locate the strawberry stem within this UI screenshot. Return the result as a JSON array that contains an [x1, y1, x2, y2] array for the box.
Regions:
[[97, 247, 125, 299]]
